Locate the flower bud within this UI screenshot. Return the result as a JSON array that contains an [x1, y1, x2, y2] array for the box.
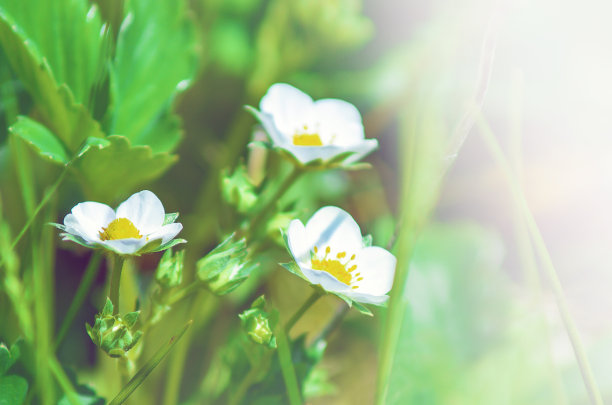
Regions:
[[86, 298, 142, 358], [238, 296, 276, 348], [196, 234, 256, 295], [221, 165, 257, 213], [155, 249, 184, 288]]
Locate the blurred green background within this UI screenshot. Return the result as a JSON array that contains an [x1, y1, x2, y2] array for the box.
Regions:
[[1, 0, 612, 403]]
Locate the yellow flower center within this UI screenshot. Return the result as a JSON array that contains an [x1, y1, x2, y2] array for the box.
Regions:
[[311, 246, 362, 289], [292, 125, 323, 146], [99, 218, 142, 241]]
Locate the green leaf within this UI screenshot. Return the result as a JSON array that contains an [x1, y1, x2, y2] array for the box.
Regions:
[[0, 4, 107, 152], [10, 116, 69, 165], [0, 1, 110, 105], [0, 374, 28, 405], [73, 135, 177, 201], [109, 0, 198, 151], [163, 213, 179, 226]]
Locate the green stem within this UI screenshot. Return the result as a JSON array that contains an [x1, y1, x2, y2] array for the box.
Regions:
[[167, 280, 202, 306], [109, 321, 193, 405], [48, 357, 79, 405], [476, 115, 604, 405], [311, 303, 349, 346], [276, 326, 302, 405], [163, 293, 217, 405], [285, 290, 321, 334], [110, 255, 125, 315], [247, 167, 303, 238], [32, 205, 55, 405], [229, 351, 272, 405], [10, 165, 69, 251], [55, 252, 103, 349]]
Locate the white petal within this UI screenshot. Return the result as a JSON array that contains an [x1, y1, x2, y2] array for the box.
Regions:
[[286, 219, 310, 265], [258, 111, 289, 146], [343, 291, 389, 305], [116, 190, 165, 235], [282, 144, 344, 164], [304, 206, 363, 254], [313, 98, 362, 125], [351, 246, 396, 296], [343, 139, 378, 164], [145, 223, 183, 244], [260, 83, 314, 139], [313, 99, 365, 145], [300, 266, 350, 294], [101, 238, 149, 255], [64, 202, 115, 243]]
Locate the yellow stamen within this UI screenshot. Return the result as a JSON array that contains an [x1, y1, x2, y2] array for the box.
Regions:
[[292, 133, 323, 146], [99, 218, 142, 241], [311, 245, 358, 286]]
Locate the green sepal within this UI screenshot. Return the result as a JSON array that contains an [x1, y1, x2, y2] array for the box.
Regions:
[[148, 238, 187, 253], [362, 234, 373, 247], [328, 292, 374, 317], [247, 140, 273, 150], [123, 311, 140, 329], [163, 212, 179, 225], [280, 262, 309, 283], [351, 301, 374, 317], [101, 297, 113, 317]]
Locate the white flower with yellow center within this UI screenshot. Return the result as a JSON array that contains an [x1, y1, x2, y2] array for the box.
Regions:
[[249, 83, 378, 166], [284, 206, 396, 307], [54, 190, 184, 255]]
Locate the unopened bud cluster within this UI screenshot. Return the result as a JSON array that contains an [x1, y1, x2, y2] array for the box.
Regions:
[[86, 298, 142, 358]]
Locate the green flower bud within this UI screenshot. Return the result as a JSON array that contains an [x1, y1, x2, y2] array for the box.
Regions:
[[221, 165, 258, 213], [155, 249, 184, 288], [197, 234, 256, 295], [86, 298, 142, 358], [239, 296, 277, 348]]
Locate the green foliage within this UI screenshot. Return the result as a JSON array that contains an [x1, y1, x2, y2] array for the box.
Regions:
[[0, 3, 106, 152], [72, 135, 177, 200], [9, 116, 69, 165], [108, 0, 198, 152], [221, 164, 258, 213], [0, 340, 28, 405], [197, 234, 257, 295], [155, 249, 185, 288]]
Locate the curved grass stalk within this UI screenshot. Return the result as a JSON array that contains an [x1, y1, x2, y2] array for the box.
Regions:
[[109, 321, 193, 405], [476, 114, 604, 405]]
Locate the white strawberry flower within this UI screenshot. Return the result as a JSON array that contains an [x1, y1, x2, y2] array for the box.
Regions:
[[53, 190, 185, 256], [284, 206, 396, 311], [248, 83, 378, 167]]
